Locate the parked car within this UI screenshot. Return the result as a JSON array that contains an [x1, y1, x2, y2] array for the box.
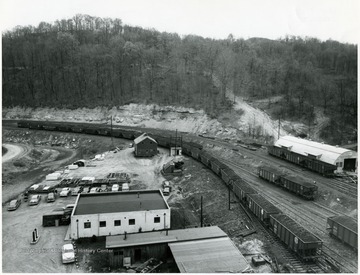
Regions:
[[90, 187, 100, 193], [83, 187, 90, 193], [111, 184, 120, 192], [29, 195, 41, 205], [162, 187, 170, 196], [122, 183, 129, 192], [71, 186, 83, 196], [162, 180, 172, 191], [8, 199, 21, 211], [60, 188, 71, 197], [47, 192, 56, 203], [62, 243, 75, 264], [100, 185, 108, 192]]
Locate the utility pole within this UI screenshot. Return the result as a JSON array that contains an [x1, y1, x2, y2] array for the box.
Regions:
[[110, 115, 114, 149], [228, 186, 231, 210], [278, 116, 281, 140], [200, 196, 203, 227]]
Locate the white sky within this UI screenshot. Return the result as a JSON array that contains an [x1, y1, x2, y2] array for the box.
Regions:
[[0, 0, 359, 44]]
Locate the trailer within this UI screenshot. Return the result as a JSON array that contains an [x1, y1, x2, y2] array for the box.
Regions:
[[327, 216, 358, 251]]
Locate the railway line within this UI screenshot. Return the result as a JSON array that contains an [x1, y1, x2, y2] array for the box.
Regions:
[[194, 136, 358, 199], [4, 120, 357, 273], [221, 158, 358, 273]]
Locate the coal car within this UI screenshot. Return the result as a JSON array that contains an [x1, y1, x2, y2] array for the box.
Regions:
[[269, 214, 323, 261], [327, 215, 358, 251]]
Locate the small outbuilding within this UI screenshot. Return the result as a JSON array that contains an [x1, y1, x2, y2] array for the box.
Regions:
[[133, 133, 158, 157], [275, 136, 357, 173]]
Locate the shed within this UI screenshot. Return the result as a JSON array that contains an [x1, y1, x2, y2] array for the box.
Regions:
[[169, 237, 251, 273], [133, 133, 158, 157], [275, 136, 357, 172]]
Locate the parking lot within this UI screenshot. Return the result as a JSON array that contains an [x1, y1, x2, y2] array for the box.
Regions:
[[3, 146, 173, 272]]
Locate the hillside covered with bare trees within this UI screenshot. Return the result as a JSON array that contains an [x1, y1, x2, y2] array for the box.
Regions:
[[2, 14, 357, 144]]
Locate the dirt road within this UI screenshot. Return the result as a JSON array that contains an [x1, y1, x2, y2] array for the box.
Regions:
[[2, 143, 30, 163]]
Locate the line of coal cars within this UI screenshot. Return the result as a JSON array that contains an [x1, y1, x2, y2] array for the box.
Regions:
[[268, 145, 336, 177], [15, 120, 358, 255]]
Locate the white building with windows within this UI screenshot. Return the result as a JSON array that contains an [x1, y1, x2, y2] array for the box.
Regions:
[[70, 190, 170, 239]]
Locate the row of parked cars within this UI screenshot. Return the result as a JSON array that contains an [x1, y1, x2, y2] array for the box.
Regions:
[[59, 183, 129, 196]]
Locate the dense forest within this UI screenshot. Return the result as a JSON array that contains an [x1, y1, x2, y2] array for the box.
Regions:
[[2, 14, 357, 143]]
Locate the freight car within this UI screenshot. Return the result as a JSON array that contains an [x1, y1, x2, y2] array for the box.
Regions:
[[198, 151, 213, 167], [269, 214, 323, 261], [209, 158, 228, 176], [232, 178, 257, 203], [258, 166, 317, 200], [221, 167, 239, 186], [268, 146, 336, 177], [327, 216, 358, 251], [247, 194, 281, 225]]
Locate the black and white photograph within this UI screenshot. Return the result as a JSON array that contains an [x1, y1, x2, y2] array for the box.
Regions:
[[1, 0, 358, 273]]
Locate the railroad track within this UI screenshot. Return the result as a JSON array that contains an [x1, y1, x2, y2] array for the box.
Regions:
[[245, 205, 324, 273], [194, 136, 358, 199], [220, 158, 358, 273]]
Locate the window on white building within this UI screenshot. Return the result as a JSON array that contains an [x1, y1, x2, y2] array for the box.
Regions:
[[114, 220, 121, 226], [154, 217, 160, 223], [100, 221, 106, 227], [84, 222, 91, 228], [129, 219, 135, 225]]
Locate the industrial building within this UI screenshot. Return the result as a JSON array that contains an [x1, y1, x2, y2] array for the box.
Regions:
[[133, 133, 158, 157], [275, 136, 357, 173], [70, 190, 170, 239], [106, 226, 251, 272]]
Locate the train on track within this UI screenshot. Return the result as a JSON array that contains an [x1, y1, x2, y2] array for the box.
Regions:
[[268, 145, 337, 177], [258, 166, 318, 200], [15, 120, 326, 261]]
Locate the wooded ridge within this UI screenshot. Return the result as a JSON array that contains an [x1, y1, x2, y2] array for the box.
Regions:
[[2, 14, 357, 144]]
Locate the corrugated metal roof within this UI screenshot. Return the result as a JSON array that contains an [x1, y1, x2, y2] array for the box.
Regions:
[[73, 190, 168, 215], [106, 226, 227, 249], [328, 216, 358, 234], [169, 237, 251, 273], [134, 133, 157, 145], [275, 136, 356, 165]]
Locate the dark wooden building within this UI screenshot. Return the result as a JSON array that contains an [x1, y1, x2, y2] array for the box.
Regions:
[[134, 133, 158, 157]]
